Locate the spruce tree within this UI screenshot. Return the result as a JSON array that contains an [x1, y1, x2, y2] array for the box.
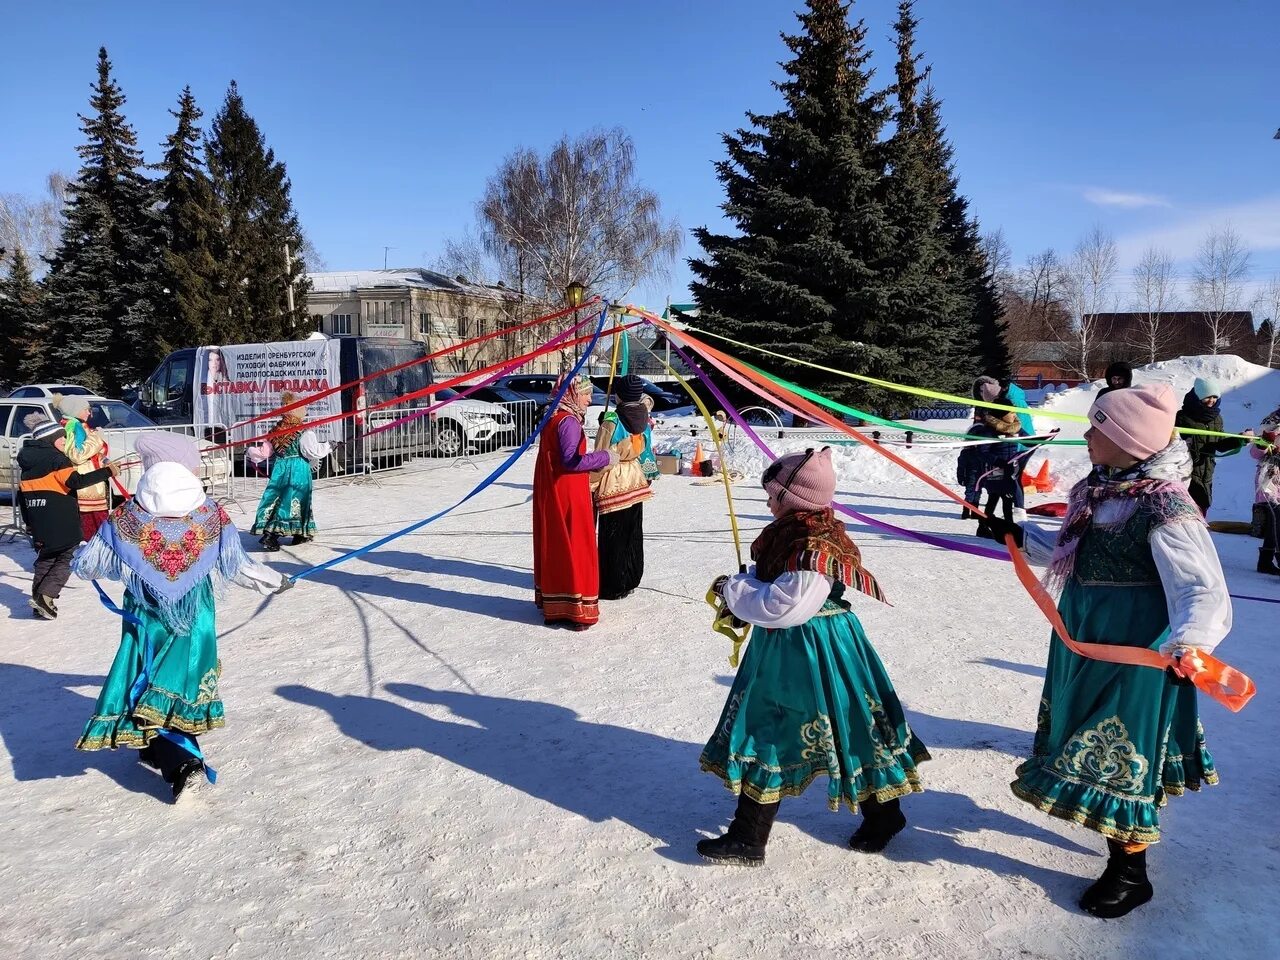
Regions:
[[42, 48, 163, 394], [206, 82, 310, 344], [689, 0, 895, 404], [873, 0, 973, 406], [916, 85, 1011, 381], [0, 246, 46, 386], [156, 86, 221, 350]]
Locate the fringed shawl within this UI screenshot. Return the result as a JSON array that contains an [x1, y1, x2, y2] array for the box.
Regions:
[[751, 508, 887, 604], [74, 497, 256, 635]]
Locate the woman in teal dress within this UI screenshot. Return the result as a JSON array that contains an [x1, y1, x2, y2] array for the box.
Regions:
[[251, 393, 335, 551], [698, 447, 929, 866], [74, 433, 285, 800], [987, 384, 1233, 919]]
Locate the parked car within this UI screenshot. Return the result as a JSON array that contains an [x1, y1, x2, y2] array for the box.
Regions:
[[8, 383, 95, 400], [462, 385, 540, 442], [0, 395, 230, 500], [491, 375, 608, 432], [428, 387, 516, 455], [589, 376, 689, 413]]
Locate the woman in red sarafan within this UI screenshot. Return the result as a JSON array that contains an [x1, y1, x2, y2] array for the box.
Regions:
[[533, 374, 617, 630]]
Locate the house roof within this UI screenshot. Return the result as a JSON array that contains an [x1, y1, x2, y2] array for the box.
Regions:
[[306, 268, 521, 302], [1084, 311, 1256, 357]]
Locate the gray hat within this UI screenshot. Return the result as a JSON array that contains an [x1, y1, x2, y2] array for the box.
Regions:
[[32, 421, 64, 441]]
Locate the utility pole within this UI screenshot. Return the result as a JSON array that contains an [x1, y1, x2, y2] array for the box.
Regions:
[[383, 246, 395, 269]]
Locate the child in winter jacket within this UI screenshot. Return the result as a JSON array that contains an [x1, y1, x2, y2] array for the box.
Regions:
[[17, 416, 118, 619], [956, 411, 1028, 533], [54, 393, 111, 541]]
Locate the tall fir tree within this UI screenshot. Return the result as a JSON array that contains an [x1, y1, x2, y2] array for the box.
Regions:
[[156, 86, 221, 351], [42, 48, 163, 394], [0, 246, 46, 386], [206, 82, 310, 344], [689, 0, 896, 404], [872, 0, 975, 406], [916, 84, 1011, 380]]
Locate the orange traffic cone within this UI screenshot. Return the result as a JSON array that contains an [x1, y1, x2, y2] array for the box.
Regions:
[[1033, 460, 1054, 493], [692, 441, 704, 476], [1022, 460, 1039, 490]]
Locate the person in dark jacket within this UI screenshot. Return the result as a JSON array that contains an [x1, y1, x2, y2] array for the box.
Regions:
[[18, 417, 118, 619], [956, 411, 1028, 536], [1097, 361, 1133, 397], [1173, 378, 1251, 513]]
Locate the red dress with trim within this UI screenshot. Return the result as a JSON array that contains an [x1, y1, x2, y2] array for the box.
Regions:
[[533, 410, 600, 626]]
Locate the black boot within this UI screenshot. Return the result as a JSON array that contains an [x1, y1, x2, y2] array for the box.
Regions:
[[1079, 840, 1154, 918], [697, 794, 780, 867], [137, 741, 161, 771], [261, 533, 281, 553], [170, 758, 208, 802], [849, 795, 907, 853], [291, 535, 311, 546], [1257, 549, 1280, 576]]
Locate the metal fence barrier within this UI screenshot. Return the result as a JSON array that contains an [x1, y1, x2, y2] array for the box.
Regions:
[[6, 422, 234, 538]]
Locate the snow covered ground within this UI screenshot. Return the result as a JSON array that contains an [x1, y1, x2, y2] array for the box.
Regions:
[[1, 411, 1277, 958]]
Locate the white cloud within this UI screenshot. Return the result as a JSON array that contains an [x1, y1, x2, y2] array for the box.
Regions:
[[1083, 188, 1171, 209], [1114, 195, 1280, 268]]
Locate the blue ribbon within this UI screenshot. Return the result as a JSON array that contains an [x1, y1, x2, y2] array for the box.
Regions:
[[289, 305, 612, 584], [92, 580, 218, 784]]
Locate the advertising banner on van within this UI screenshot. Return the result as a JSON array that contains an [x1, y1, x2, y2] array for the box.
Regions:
[[195, 342, 344, 445]]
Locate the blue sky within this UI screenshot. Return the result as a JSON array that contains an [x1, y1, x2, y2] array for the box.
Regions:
[[3, 1, 1278, 313]]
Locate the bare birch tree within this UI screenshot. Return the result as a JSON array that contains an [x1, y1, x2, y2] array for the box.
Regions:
[[1002, 247, 1068, 374], [1191, 223, 1251, 355], [1059, 226, 1119, 379], [1256, 275, 1280, 368], [0, 172, 71, 268], [477, 128, 682, 305], [1128, 245, 1180, 364]]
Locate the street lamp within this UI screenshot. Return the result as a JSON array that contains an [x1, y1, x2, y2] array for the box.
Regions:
[[565, 280, 587, 367]]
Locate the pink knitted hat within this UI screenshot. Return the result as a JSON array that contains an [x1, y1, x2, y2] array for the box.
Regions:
[[1088, 384, 1178, 461], [762, 447, 837, 513]]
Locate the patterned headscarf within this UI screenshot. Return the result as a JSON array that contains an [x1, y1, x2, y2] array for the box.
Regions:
[[554, 373, 593, 421]]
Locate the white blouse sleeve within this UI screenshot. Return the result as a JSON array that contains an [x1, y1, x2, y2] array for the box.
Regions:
[[1150, 521, 1232, 655], [232, 558, 283, 596], [722, 569, 833, 628], [299, 430, 332, 462], [1020, 520, 1059, 566]]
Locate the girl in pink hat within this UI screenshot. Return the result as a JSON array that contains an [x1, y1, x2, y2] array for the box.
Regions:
[[697, 447, 928, 866], [989, 384, 1233, 918]]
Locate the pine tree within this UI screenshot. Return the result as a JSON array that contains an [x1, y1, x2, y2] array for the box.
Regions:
[[916, 85, 1011, 381], [206, 82, 310, 344], [42, 48, 163, 394], [0, 246, 46, 386], [872, 0, 974, 407], [156, 86, 221, 350], [689, 0, 895, 404]]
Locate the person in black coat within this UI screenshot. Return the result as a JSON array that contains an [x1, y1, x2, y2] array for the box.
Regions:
[[1173, 378, 1251, 513], [1097, 361, 1133, 398], [17, 418, 118, 619], [956, 411, 1028, 536]]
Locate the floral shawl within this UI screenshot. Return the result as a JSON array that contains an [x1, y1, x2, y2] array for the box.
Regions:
[[751, 507, 887, 603]]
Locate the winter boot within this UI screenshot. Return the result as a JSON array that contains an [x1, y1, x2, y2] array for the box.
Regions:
[[849, 795, 908, 853], [1257, 549, 1280, 576], [171, 758, 209, 802], [137, 741, 161, 771], [261, 533, 281, 553], [291, 535, 311, 546], [697, 794, 780, 867], [29, 595, 56, 620], [1079, 841, 1153, 918]]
